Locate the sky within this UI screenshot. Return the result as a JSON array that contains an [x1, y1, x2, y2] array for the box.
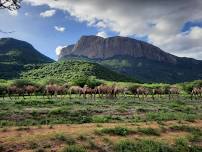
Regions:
[[0, 0, 202, 60]]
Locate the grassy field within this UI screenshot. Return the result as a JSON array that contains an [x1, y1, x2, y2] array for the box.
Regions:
[[0, 95, 202, 152]]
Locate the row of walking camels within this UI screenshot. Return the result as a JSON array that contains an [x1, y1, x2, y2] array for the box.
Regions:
[[0, 83, 202, 100]]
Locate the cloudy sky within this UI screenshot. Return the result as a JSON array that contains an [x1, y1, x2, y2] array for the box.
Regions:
[[0, 0, 202, 60]]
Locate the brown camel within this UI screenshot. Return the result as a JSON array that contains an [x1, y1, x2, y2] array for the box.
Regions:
[[82, 85, 97, 99], [96, 84, 115, 98], [152, 88, 165, 100], [25, 85, 37, 98]]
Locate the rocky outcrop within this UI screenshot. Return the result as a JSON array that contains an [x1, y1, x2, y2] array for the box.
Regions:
[[59, 35, 177, 64]]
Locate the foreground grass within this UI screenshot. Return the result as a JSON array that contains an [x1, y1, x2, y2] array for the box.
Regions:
[[0, 121, 201, 151], [0, 96, 201, 151], [0, 96, 201, 126]]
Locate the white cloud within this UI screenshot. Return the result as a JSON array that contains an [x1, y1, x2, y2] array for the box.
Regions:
[[24, 12, 29, 16], [154, 26, 202, 59], [8, 10, 18, 16], [96, 31, 108, 38], [54, 26, 66, 32], [40, 9, 56, 18], [55, 46, 67, 55], [24, 0, 202, 59]]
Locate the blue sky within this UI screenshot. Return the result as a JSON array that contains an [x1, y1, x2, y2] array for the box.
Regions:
[[0, 3, 101, 60], [0, 0, 202, 60]]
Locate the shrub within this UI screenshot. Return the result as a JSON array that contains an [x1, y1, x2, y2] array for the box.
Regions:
[[54, 133, 75, 144], [42, 78, 65, 85], [170, 125, 201, 133], [175, 138, 189, 152], [62, 145, 87, 152], [137, 127, 161, 136], [92, 115, 110, 123], [99, 127, 132, 136], [114, 140, 173, 152], [11, 79, 35, 87]]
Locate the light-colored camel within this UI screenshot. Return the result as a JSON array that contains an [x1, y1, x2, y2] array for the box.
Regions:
[[68, 86, 83, 99], [168, 86, 180, 100]]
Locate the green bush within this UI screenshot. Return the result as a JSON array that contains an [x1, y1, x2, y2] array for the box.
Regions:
[[92, 115, 110, 123], [137, 127, 161, 136], [62, 145, 87, 152], [114, 140, 173, 152], [11, 79, 36, 87], [54, 133, 75, 144], [100, 127, 131, 136]]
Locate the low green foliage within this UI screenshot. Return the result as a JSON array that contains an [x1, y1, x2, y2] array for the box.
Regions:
[[99, 127, 132, 136], [21, 60, 135, 83], [53, 133, 76, 145], [137, 127, 161, 136], [62, 145, 87, 152], [114, 140, 173, 152]]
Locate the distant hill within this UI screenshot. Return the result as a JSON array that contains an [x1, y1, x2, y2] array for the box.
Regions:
[[0, 38, 54, 79], [21, 60, 136, 82], [59, 35, 202, 83]]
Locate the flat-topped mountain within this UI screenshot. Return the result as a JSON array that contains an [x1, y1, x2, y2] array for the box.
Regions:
[[59, 35, 202, 83], [59, 35, 177, 64]]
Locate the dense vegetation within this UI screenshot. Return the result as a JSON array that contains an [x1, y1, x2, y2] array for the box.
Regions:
[[21, 60, 136, 83], [100, 56, 202, 83], [61, 55, 202, 83]]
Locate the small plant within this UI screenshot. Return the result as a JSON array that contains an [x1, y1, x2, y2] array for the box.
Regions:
[[77, 134, 87, 141], [62, 145, 87, 152], [16, 126, 30, 131], [137, 127, 161, 136], [29, 141, 39, 149], [175, 137, 190, 152], [54, 133, 75, 145], [99, 126, 132, 136], [114, 140, 172, 152], [92, 115, 110, 123]]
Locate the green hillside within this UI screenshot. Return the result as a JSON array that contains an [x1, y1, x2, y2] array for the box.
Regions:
[[0, 38, 54, 79], [100, 56, 202, 83], [21, 60, 136, 83]]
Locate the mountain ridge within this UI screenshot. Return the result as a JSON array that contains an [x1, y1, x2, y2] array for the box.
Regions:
[[0, 37, 54, 79], [59, 35, 202, 83], [59, 35, 178, 64]]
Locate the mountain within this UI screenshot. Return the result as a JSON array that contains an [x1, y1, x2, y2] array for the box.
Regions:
[[59, 35, 202, 83], [21, 60, 136, 83], [0, 38, 53, 79]]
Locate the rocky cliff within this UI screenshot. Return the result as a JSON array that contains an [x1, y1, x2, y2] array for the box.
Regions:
[[59, 35, 177, 64]]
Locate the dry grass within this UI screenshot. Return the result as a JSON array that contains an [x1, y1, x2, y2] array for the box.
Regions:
[[0, 120, 201, 151]]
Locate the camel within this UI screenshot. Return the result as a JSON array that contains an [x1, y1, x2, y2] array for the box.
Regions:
[[82, 85, 97, 99], [25, 85, 37, 98], [54, 85, 68, 98], [68, 86, 83, 99], [113, 87, 128, 98], [152, 88, 165, 100], [7, 86, 18, 99], [45, 84, 56, 98], [96, 84, 115, 98], [136, 87, 149, 99], [168, 86, 180, 100], [191, 87, 202, 100]]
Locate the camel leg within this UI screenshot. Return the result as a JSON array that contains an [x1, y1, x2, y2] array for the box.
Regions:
[[152, 94, 154, 100]]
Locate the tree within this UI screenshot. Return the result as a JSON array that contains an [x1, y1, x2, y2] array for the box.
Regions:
[[0, 0, 21, 10]]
